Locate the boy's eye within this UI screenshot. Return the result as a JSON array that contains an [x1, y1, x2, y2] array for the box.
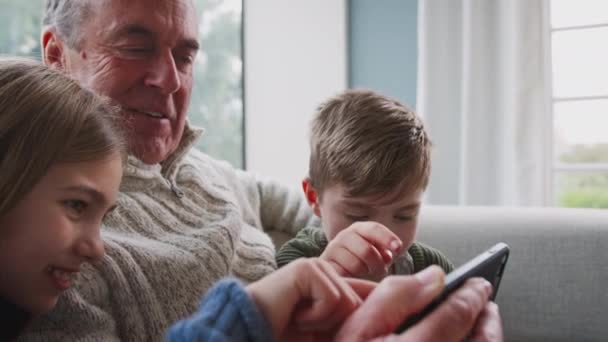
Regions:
[[63, 200, 88, 215], [346, 214, 369, 222], [395, 216, 414, 222]]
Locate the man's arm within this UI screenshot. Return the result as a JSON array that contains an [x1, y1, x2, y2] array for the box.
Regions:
[[234, 169, 316, 236], [186, 150, 315, 238], [166, 279, 272, 342]]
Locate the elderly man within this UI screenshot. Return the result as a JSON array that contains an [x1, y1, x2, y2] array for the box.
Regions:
[[22, 0, 503, 340], [32, 0, 313, 340]]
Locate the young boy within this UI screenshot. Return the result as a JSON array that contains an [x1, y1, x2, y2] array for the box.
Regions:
[[276, 89, 453, 281]]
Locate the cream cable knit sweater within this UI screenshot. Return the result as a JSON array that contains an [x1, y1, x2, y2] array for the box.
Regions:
[[20, 125, 314, 341]]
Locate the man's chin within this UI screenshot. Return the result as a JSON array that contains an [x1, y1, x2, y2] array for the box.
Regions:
[[130, 140, 175, 165]]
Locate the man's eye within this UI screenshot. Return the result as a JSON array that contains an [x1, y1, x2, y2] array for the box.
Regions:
[[175, 54, 196, 71], [178, 54, 194, 65], [123, 47, 153, 54], [63, 200, 88, 214]]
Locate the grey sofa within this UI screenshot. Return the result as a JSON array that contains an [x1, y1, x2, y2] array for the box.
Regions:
[[418, 206, 608, 342], [270, 205, 608, 341]]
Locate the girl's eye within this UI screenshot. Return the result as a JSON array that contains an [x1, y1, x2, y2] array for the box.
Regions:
[[63, 200, 88, 215]]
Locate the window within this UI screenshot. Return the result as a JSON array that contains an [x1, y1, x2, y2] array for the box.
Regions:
[[548, 0, 608, 208], [0, 0, 244, 168]]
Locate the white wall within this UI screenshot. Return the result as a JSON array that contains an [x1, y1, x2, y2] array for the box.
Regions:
[[244, 0, 347, 186]]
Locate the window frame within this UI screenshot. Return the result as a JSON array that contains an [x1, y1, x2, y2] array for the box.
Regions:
[[544, 0, 608, 206]]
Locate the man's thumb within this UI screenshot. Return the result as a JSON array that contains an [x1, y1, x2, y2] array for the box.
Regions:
[[335, 266, 445, 340]]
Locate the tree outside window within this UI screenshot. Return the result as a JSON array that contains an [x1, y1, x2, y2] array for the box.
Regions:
[[549, 0, 608, 208]]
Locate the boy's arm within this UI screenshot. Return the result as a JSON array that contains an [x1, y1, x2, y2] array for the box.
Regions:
[[275, 227, 327, 267], [409, 242, 455, 273]]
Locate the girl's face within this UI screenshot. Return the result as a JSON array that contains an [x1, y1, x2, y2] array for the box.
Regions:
[[0, 154, 122, 314]]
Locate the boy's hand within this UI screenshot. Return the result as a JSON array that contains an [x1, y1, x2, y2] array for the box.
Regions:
[[320, 222, 403, 281]]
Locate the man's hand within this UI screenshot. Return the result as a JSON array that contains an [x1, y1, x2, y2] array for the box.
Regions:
[[320, 221, 403, 280], [335, 265, 503, 342], [246, 258, 376, 341]]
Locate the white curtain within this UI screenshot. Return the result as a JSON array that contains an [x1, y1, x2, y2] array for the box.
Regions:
[[418, 0, 551, 206]]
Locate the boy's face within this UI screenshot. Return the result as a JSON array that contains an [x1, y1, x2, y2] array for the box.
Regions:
[[303, 179, 423, 251]]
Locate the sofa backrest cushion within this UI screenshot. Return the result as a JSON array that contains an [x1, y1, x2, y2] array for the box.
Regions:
[[418, 206, 608, 342]]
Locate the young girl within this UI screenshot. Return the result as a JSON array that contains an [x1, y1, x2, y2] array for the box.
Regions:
[[0, 57, 126, 340]]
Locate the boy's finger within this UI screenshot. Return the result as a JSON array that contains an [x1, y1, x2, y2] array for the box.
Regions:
[[351, 221, 403, 255], [327, 245, 369, 277], [334, 231, 386, 275]]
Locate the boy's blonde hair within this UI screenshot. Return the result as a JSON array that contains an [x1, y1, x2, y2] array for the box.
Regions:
[[0, 57, 126, 217], [309, 89, 431, 198]]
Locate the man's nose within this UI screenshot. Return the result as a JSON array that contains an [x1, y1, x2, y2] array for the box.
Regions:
[[144, 50, 181, 94]]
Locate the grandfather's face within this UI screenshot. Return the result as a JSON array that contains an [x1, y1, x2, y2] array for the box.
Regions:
[[52, 0, 199, 164]]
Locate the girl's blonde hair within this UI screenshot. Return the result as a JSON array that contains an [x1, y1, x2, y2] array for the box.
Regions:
[[0, 57, 126, 217]]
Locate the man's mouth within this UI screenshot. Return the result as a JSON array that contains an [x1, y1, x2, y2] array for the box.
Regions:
[[140, 110, 165, 119], [127, 107, 168, 119]]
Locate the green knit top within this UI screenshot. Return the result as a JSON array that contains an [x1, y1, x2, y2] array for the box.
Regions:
[[276, 227, 454, 274]]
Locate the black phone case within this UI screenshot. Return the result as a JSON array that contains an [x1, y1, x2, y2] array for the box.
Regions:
[[395, 242, 510, 333]]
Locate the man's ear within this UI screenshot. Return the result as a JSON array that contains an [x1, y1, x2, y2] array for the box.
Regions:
[[41, 28, 67, 70], [302, 177, 321, 217]]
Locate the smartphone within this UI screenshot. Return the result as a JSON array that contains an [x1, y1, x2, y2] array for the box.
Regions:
[[395, 242, 510, 333]]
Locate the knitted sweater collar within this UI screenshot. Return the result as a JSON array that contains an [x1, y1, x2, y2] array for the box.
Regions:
[[125, 122, 204, 179]]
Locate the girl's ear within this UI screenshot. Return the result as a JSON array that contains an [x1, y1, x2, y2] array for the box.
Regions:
[[302, 177, 321, 217]]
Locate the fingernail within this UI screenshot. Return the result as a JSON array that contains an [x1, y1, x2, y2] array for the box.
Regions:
[[483, 279, 493, 297], [385, 249, 393, 261], [415, 266, 442, 287], [390, 239, 402, 253]]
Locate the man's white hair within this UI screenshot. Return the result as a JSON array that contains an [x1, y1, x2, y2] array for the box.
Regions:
[[42, 0, 92, 50]]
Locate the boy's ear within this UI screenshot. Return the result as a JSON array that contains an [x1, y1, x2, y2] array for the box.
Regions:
[[41, 28, 67, 70], [302, 177, 321, 217]]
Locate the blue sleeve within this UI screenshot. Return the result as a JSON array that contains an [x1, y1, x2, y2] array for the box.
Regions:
[[166, 279, 274, 342]]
